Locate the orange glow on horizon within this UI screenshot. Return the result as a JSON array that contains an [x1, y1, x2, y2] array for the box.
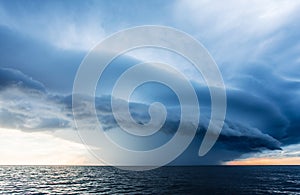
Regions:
[[225, 157, 300, 165]]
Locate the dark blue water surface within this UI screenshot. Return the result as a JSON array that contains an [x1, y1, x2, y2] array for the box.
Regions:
[[0, 166, 299, 194]]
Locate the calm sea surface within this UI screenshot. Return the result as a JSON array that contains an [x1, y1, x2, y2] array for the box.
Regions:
[[0, 166, 299, 194]]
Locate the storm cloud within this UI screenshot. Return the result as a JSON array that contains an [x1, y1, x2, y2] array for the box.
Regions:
[[0, 0, 299, 165], [0, 65, 291, 164]]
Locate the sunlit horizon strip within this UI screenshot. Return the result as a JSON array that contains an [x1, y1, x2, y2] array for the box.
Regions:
[[225, 157, 300, 166]]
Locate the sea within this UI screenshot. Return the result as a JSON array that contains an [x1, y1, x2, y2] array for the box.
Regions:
[[0, 166, 299, 194]]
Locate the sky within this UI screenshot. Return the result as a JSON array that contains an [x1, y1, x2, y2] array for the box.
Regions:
[[0, 0, 299, 165]]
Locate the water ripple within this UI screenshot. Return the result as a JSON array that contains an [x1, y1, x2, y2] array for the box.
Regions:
[[0, 166, 299, 194]]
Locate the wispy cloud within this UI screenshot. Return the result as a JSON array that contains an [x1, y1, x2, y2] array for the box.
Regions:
[[173, 0, 300, 66], [0, 1, 106, 51]]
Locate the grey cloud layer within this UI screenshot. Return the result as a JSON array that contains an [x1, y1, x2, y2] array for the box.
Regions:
[[0, 67, 287, 164]]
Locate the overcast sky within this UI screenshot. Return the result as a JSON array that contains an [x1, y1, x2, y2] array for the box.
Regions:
[[0, 0, 300, 165]]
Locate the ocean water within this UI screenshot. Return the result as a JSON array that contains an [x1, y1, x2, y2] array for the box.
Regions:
[[0, 166, 299, 194]]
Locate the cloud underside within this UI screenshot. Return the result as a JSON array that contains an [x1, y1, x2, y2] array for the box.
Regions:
[[1, 67, 296, 164]]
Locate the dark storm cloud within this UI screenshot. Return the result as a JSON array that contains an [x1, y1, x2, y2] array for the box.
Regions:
[[0, 0, 299, 164], [1, 49, 299, 165], [1, 61, 299, 165], [226, 61, 300, 146], [0, 26, 84, 93], [0, 67, 45, 92], [0, 66, 284, 155]]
